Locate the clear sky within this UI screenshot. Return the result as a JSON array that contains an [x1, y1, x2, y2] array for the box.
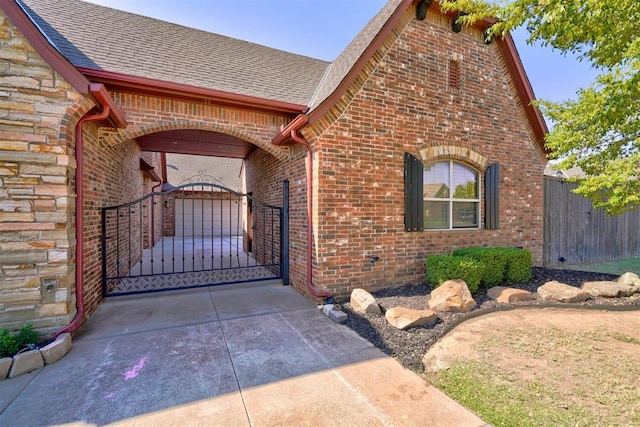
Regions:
[[84, 0, 597, 107]]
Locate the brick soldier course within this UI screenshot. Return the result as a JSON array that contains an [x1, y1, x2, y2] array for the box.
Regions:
[[0, 0, 547, 333]]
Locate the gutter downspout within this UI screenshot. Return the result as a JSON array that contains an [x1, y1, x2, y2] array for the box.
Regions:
[[54, 106, 110, 338], [150, 153, 166, 247], [289, 130, 333, 300], [54, 83, 126, 339]]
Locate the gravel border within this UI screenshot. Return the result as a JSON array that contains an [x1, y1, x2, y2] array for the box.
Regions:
[[340, 267, 640, 372]]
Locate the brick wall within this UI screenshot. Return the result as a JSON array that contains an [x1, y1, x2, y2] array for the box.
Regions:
[[244, 145, 312, 297], [306, 8, 546, 300], [1, 4, 548, 329], [84, 92, 294, 311], [0, 9, 88, 332]]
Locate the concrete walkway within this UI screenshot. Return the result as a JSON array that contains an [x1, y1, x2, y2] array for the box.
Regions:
[[0, 282, 485, 426]]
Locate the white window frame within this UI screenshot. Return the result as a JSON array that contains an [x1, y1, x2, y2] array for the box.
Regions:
[[423, 160, 481, 230]]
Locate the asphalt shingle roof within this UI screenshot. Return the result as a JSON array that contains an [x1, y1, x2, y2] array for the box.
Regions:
[[20, 0, 333, 106], [309, 0, 402, 110]]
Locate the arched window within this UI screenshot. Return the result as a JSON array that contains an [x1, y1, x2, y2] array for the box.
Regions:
[[423, 160, 480, 229]]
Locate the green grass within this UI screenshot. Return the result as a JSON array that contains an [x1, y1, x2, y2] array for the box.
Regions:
[[561, 257, 640, 275], [430, 361, 592, 427], [428, 327, 640, 426]]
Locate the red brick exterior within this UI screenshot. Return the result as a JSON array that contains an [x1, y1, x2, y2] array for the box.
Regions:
[[80, 92, 293, 316], [1, 4, 547, 330], [304, 9, 546, 299]]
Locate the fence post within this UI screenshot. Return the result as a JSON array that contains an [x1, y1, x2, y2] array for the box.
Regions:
[[281, 179, 289, 286]]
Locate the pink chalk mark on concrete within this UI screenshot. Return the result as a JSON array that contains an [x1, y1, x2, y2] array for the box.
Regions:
[[105, 392, 116, 399], [123, 357, 148, 380]]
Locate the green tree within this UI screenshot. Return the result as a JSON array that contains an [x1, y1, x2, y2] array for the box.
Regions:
[[441, 0, 640, 214]]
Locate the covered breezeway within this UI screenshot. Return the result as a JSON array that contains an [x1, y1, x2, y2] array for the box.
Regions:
[[101, 128, 290, 297]]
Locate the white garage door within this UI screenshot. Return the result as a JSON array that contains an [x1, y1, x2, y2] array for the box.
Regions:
[[175, 197, 241, 237]]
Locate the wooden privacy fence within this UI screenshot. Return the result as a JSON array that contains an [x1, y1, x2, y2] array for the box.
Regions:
[[544, 177, 640, 267]]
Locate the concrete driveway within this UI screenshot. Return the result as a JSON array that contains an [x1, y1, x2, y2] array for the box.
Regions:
[[0, 282, 485, 426]]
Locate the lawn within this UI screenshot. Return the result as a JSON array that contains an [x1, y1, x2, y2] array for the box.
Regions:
[[560, 257, 640, 275], [423, 309, 640, 426]]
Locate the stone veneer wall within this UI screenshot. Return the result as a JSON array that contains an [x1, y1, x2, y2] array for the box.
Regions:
[[0, 10, 86, 332]]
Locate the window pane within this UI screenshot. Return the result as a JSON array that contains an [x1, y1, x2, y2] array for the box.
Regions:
[[424, 200, 449, 229], [424, 162, 450, 198], [452, 163, 478, 199], [453, 202, 478, 228]]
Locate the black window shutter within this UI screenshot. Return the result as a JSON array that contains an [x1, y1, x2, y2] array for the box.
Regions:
[[485, 163, 500, 230], [404, 152, 424, 231]]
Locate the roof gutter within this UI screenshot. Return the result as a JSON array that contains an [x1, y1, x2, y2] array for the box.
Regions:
[[77, 67, 307, 116], [54, 84, 127, 339]]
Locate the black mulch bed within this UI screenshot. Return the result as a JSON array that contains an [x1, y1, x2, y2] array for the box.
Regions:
[[339, 267, 640, 372]]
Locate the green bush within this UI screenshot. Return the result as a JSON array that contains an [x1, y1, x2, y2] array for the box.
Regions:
[[425, 254, 485, 293], [453, 247, 509, 288], [0, 324, 40, 358], [495, 247, 533, 284]]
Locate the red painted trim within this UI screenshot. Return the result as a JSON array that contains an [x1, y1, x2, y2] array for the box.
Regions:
[[307, 0, 414, 124], [497, 34, 549, 152], [89, 83, 128, 129], [289, 130, 332, 300], [78, 67, 307, 116], [305, 0, 547, 153], [271, 114, 309, 146], [1, 0, 90, 94]]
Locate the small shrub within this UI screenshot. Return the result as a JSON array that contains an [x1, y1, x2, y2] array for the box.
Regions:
[[453, 247, 509, 288], [425, 254, 485, 293], [0, 324, 40, 358], [495, 247, 533, 284]]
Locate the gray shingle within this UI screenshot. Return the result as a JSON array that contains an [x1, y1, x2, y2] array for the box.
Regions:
[[308, 0, 403, 111], [19, 0, 403, 109], [21, 0, 330, 106]]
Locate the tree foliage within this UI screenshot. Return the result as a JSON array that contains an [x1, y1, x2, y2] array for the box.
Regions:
[[441, 0, 640, 214]]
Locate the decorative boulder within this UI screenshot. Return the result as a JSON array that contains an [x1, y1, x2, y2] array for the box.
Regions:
[[537, 281, 590, 303], [428, 279, 476, 313], [385, 307, 437, 330], [618, 272, 640, 294], [582, 281, 630, 298], [350, 288, 381, 315], [487, 286, 534, 303]]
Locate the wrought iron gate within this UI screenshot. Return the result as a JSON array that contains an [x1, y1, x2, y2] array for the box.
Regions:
[[101, 182, 289, 296]]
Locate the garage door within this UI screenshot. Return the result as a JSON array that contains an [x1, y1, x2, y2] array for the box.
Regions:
[[175, 196, 241, 237]]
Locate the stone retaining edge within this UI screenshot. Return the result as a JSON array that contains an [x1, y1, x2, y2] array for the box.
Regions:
[[0, 332, 72, 380]]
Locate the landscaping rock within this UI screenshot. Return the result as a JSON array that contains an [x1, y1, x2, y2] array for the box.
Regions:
[[322, 304, 335, 316], [350, 288, 381, 315], [618, 272, 640, 294], [8, 349, 44, 378], [428, 280, 476, 313], [0, 357, 11, 380], [40, 332, 72, 365], [538, 281, 590, 303], [487, 286, 534, 303], [385, 307, 437, 330], [582, 281, 630, 298], [328, 309, 348, 324]]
